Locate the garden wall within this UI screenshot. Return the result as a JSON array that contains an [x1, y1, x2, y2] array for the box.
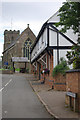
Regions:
[[53, 73, 66, 91], [66, 69, 80, 112], [2, 70, 13, 74]]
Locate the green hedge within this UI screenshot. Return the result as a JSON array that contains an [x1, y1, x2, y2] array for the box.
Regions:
[[52, 58, 69, 77]]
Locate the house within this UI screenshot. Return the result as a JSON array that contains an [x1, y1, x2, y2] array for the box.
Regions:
[[30, 11, 78, 89]]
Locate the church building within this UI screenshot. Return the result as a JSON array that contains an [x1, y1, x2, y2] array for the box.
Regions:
[[2, 24, 36, 72]]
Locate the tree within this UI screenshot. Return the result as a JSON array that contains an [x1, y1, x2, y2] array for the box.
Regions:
[[55, 2, 80, 33], [52, 57, 69, 77], [66, 35, 80, 69]]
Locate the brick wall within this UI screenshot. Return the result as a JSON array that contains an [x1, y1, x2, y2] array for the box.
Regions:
[[66, 72, 79, 93], [32, 52, 66, 90], [66, 70, 80, 112], [53, 73, 66, 91]]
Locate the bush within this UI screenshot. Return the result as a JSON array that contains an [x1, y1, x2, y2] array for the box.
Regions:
[[15, 68, 20, 72], [52, 58, 69, 77]]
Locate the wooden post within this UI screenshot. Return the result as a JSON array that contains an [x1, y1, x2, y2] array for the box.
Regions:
[[25, 62, 26, 72], [13, 62, 15, 72]]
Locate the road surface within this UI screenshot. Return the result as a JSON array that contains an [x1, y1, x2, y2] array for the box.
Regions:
[[1, 73, 52, 118]]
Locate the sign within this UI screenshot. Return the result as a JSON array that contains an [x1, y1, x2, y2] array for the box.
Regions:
[[12, 57, 28, 62], [4, 62, 8, 65], [66, 92, 77, 98]]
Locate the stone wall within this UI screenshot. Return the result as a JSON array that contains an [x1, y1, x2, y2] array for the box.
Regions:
[[2, 27, 36, 73]]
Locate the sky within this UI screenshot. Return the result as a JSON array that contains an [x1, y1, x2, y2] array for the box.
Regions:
[[0, 0, 66, 57]]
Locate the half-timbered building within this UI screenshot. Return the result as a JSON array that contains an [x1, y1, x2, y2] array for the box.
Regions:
[[31, 11, 78, 89]]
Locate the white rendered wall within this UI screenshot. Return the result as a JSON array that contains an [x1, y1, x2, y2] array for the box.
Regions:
[[49, 29, 73, 47], [59, 34, 73, 46], [49, 29, 57, 46], [53, 49, 57, 68], [48, 11, 78, 44], [53, 49, 72, 69], [31, 28, 47, 62]]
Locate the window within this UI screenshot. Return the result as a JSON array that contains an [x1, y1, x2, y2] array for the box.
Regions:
[[23, 38, 32, 60]]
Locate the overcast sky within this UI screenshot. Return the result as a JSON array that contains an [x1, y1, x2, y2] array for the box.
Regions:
[[0, 0, 66, 56]]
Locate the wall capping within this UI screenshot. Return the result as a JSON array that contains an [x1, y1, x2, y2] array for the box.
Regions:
[[66, 69, 80, 73]]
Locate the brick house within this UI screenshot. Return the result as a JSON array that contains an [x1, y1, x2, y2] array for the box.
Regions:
[[2, 25, 36, 72], [31, 11, 78, 88]]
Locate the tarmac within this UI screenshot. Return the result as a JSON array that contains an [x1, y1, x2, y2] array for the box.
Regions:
[[29, 76, 80, 119]]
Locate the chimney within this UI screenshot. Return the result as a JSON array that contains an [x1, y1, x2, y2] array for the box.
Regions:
[[27, 24, 29, 28]]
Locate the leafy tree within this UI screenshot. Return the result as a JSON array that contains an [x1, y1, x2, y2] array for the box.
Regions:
[[55, 2, 80, 33], [52, 57, 69, 77], [66, 36, 80, 69]]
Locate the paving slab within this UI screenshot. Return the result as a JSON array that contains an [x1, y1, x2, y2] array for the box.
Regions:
[[29, 78, 80, 119]]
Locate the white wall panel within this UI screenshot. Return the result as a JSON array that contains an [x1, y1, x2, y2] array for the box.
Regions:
[[53, 50, 57, 68], [59, 49, 69, 61], [59, 49, 73, 69], [31, 28, 47, 62], [49, 30, 57, 46], [57, 26, 78, 44], [53, 49, 73, 69], [47, 11, 59, 23], [59, 34, 73, 46]]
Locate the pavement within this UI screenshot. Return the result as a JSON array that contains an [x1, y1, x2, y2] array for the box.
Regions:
[[29, 74, 80, 119]]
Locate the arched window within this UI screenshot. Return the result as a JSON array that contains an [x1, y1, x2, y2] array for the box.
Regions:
[[23, 38, 32, 60]]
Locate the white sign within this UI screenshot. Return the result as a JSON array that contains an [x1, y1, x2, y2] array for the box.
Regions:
[[12, 57, 28, 62], [66, 92, 77, 98]]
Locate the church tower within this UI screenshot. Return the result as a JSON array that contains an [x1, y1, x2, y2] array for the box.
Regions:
[[4, 30, 20, 50]]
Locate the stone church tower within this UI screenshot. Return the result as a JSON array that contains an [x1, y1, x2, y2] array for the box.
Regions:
[[4, 30, 20, 51], [2, 25, 36, 72]]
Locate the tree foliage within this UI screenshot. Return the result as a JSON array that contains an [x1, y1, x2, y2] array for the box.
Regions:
[[55, 2, 80, 33], [66, 36, 80, 69], [52, 57, 69, 77]]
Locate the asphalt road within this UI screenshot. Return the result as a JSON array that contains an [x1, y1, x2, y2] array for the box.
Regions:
[[2, 74, 52, 118]]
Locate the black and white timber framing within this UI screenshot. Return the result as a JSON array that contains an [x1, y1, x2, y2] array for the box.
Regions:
[[31, 12, 78, 68]]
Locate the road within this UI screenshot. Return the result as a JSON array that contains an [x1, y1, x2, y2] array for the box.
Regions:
[[1, 73, 52, 118]]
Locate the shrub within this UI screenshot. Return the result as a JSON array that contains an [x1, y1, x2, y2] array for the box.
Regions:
[[52, 57, 69, 77], [15, 68, 20, 72]]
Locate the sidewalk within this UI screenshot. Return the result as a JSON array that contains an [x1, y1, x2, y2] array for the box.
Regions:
[[29, 78, 79, 119]]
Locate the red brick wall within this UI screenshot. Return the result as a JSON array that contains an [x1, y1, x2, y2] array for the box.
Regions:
[[66, 72, 79, 93], [44, 53, 54, 88], [32, 52, 66, 91], [66, 71, 80, 112], [53, 73, 66, 91]]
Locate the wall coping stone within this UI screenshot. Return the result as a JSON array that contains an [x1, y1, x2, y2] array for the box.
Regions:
[[66, 69, 80, 73]]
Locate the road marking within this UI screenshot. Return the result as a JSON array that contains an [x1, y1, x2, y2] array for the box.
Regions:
[[0, 78, 12, 92], [0, 87, 4, 92], [5, 79, 12, 87]]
